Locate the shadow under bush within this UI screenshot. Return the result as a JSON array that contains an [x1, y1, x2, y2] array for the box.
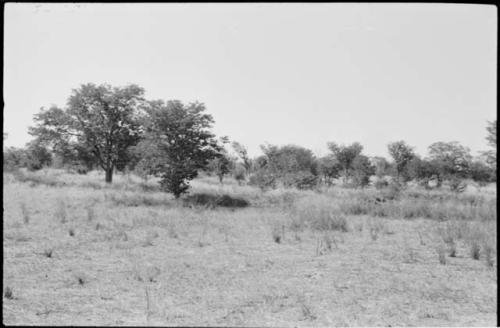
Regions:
[[182, 193, 250, 209]]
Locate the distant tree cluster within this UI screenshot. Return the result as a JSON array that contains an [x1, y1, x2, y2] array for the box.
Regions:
[[4, 82, 496, 196]]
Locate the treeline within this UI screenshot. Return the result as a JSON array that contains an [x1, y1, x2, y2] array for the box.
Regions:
[[3, 83, 497, 196]]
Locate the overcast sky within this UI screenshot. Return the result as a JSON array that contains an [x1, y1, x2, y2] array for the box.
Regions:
[[4, 3, 497, 158]]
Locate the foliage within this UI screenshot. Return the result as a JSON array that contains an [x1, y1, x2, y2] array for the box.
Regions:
[[3, 147, 27, 171], [261, 144, 317, 175], [282, 171, 319, 190], [248, 169, 277, 191], [29, 83, 145, 183], [317, 155, 341, 185], [427, 141, 472, 184], [481, 120, 497, 170], [233, 163, 246, 185], [206, 139, 234, 183], [351, 154, 375, 187], [469, 160, 495, 186], [24, 141, 52, 171], [232, 141, 252, 173], [128, 138, 163, 181], [327, 142, 363, 183], [371, 156, 393, 178], [257, 144, 318, 189], [407, 156, 438, 187], [143, 100, 222, 198], [387, 141, 415, 182]]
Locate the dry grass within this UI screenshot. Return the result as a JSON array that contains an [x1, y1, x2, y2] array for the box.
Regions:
[[2, 170, 497, 326]]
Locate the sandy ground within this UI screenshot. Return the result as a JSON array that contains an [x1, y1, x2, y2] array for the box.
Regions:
[[2, 177, 497, 326]]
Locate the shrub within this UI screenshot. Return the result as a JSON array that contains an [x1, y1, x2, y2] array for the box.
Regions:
[[470, 242, 481, 260], [248, 170, 277, 191], [182, 193, 249, 209], [374, 178, 389, 190], [293, 196, 348, 232], [271, 224, 282, 244], [4, 287, 14, 300], [437, 246, 447, 265], [449, 177, 467, 193], [282, 171, 318, 190], [55, 199, 67, 224], [20, 202, 30, 225]]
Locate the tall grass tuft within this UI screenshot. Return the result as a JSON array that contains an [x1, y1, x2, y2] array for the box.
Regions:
[[292, 195, 349, 232], [437, 246, 447, 265], [483, 244, 494, 267], [470, 242, 481, 260], [20, 202, 30, 225], [55, 199, 67, 224]]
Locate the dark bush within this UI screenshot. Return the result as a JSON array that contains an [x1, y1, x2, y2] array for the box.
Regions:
[[282, 171, 318, 190], [248, 170, 277, 191], [182, 193, 249, 209]]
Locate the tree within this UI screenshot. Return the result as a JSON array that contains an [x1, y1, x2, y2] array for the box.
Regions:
[[3, 146, 27, 171], [258, 144, 318, 189], [371, 156, 393, 179], [232, 141, 252, 174], [29, 83, 145, 183], [207, 146, 234, 184], [233, 163, 246, 185], [469, 160, 495, 186], [261, 144, 317, 175], [143, 100, 222, 198], [351, 154, 375, 187], [128, 138, 163, 181], [22, 141, 52, 171], [317, 155, 341, 186], [407, 156, 439, 188], [327, 142, 363, 183], [482, 120, 497, 169], [387, 141, 415, 182], [427, 141, 472, 188]]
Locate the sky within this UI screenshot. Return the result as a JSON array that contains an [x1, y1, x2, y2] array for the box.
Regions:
[[3, 3, 497, 159]]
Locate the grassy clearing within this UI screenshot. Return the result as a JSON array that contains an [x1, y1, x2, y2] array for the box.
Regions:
[[2, 169, 497, 326]]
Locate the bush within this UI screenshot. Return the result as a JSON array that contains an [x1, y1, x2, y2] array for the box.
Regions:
[[248, 170, 277, 191], [182, 193, 249, 209], [292, 196, 348, 232], [282, 171, 318, 190], [374, 178, 389, 190]]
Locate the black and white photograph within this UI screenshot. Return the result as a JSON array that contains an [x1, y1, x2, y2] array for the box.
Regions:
[[3, 3, 497, 326]]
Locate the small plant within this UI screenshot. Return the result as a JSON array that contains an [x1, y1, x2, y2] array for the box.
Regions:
[[272, 225, 282, 244], [470, 242, 481, 260], [323, 233, 337, 251], [145, 265, 161, 283], [368, 220, 384, 241], [300, 302, 317, 321], [43, 247, 53, 258], [143, 231, 159, 247], [483, 244, 494, 267], [20, 202, 30, 225], [86, 206, 95, 222], [449, 240, 457, 257], [168, 224, 178, 239], [4, 286, 13, 299], [55, 199, 67, 224], [74, 272, 87, 286], [316, 233, 337, 256], [404, 244, 417, 263], [69, 228, 75, 237], [437, 246, 446, 265], [417, 231, 426, 246]]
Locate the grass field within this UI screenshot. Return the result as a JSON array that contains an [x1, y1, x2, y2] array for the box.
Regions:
[[2, 169, 497, 326]]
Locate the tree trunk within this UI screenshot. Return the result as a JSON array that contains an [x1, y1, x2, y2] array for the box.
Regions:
[[105, 167, 113, 183]]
